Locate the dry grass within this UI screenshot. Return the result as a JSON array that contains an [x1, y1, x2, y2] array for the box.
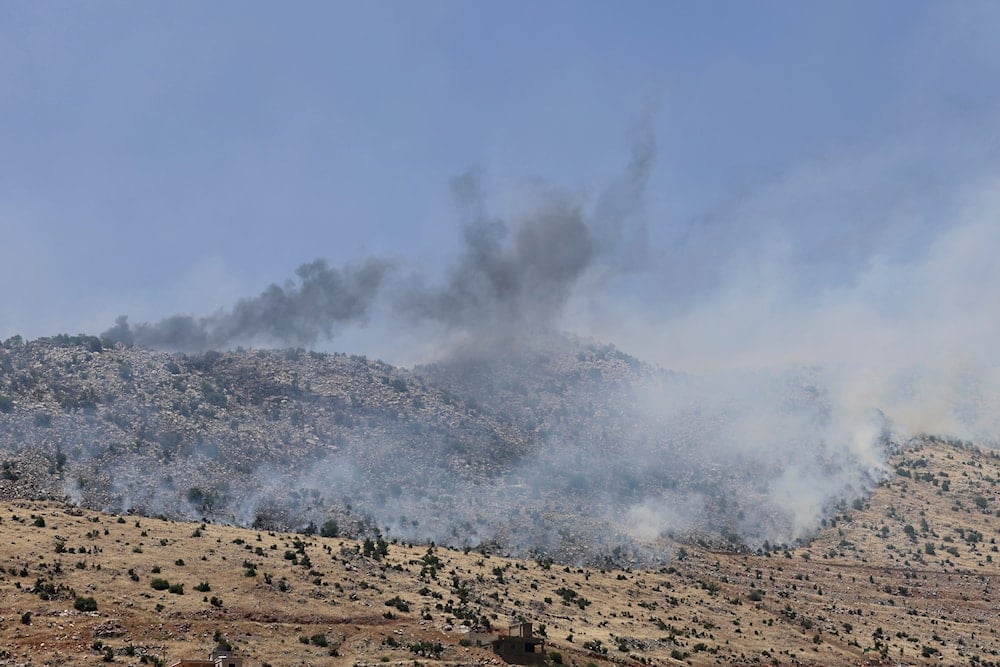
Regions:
[[2, 440, 999, 666]]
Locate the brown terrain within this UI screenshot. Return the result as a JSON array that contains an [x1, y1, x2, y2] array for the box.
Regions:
[[1, 439, 998, 666]]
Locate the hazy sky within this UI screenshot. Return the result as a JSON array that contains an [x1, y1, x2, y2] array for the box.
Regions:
[[3, 2, 1000, 359]]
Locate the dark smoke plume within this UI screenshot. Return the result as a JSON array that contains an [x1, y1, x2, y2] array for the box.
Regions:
[[398, 124, 656, 350], [400, 189, 594, 340], [105, 122, 655, 356], [103, 259, 390, 351]]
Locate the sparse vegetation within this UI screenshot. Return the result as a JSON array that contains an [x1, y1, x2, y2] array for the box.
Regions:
[[0, 336, 999, 665]]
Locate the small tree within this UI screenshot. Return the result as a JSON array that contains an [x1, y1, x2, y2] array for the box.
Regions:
[[320, 519, 339, 538], [74, 596, 98, 612]]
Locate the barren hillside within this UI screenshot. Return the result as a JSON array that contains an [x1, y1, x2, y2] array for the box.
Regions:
[[1, 440, 998, 666]]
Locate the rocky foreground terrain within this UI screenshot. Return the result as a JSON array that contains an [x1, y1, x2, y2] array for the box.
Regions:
[[0, 440, 998, 666]]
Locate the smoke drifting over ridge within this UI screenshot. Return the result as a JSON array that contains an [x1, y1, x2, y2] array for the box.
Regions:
[[103, 259, 390, 351], [60, 121, 1000, 559], [398, 184, 595, 348], [399, 127, 655, 352], [104, 126, 656, 356]]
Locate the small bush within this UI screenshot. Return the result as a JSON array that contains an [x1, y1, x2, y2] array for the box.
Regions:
[[150, 578, 170, 591], [74, 596, 98, 612], [385, 595, 410, 612], [320, 519, 339, 538], [409, 641, 443, 658], [168, 582, 184, 595]]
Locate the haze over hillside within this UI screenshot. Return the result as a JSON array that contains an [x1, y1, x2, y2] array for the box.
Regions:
[[0, 332, 893, 566], [4, 4, 1000, 573], [6, 6, 1000, 666], [2, 134, 997, 563]]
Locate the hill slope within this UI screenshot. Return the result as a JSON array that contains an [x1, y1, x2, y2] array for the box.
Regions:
[[1, 440, 998, 666], [0, 335, 890, 563]]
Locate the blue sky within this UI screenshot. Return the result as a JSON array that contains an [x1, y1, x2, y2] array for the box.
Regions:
[[3, 1, 1000, 358]]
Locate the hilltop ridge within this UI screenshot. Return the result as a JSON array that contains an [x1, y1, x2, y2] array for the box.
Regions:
[[0, 333, 895, 564]]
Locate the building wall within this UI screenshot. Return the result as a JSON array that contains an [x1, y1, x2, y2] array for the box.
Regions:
[[491, 636, 545, 666]]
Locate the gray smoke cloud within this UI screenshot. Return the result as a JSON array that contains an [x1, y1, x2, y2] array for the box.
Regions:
[[400, 189, 594, 339], [43, 116, 1000, 563], [102, 121, 655, 358], [103, 258, 390, 351], [397, 124, 655, 353]]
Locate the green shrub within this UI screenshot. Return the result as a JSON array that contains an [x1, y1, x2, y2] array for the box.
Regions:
[[150, 578, 170, 590], [409, 641, 443, 658], [74, 596, 98, 612], [320, 519, 339, 538], [385, 595, 410, 612]]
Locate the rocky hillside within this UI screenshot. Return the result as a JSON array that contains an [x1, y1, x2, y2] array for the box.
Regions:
[[0, 335, 664, 562], [0, 333, 892, 564]]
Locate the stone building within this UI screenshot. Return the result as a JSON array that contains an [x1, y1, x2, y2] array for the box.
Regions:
[[491, 622, 546, 666]]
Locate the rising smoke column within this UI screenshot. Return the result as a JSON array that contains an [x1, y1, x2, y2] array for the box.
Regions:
[[399, 189, 595, 343], [103, 258, 390, 351], [103, 115, 655, 357], [398, 122, 656, 352]]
